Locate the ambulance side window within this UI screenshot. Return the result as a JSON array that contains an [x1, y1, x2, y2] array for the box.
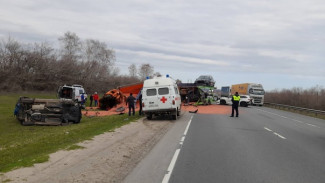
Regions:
[[146, 89, 157, 96], [174, 87, 179, 94], [158, 87, 169, 95]]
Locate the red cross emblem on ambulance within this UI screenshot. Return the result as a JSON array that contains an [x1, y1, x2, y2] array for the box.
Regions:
[[160, 96, 167, 103]]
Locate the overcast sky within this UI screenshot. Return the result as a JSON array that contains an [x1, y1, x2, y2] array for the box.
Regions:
[[1, 0, 324, 90]]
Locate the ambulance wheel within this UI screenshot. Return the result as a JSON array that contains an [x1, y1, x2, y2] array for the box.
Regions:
[[172, 109, 177, 120], [177, 108, 180, 116], [146, 114, 152, 120]]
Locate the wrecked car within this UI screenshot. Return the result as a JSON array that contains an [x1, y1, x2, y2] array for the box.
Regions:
[[14, 97, 82, 126]]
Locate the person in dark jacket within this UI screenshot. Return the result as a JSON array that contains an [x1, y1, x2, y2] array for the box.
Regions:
[[230, 92, 241, 117], [126, 93, 136, 116], [138, 93, 142, 115], [89, 94, 93, 107]]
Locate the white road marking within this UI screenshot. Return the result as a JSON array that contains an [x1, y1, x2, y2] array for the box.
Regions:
[[162, 116, 193, 183], [264, 127, 287, 139], [184, 116, 193, 135], [306, 123, 319, 128], [162, 149, 180, 183], [257, 108, 320, 128], [264, 127, 272, 132], [273, 132, 287, 139], [180, 136, 185, 142], [291, 119, 304, 124]]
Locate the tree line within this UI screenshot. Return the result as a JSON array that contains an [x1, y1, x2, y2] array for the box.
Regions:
[[0, 32, 158, 94], [265, 86, 325, 110]]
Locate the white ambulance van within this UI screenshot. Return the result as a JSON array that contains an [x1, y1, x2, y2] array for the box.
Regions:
[[58, 84, 87, 103], [142, 75, 181, 120]]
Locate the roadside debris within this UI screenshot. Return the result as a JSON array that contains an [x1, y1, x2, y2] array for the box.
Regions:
[[189, 109, 198, 113]]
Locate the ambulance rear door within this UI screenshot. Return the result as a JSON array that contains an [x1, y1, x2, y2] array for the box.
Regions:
[[157, 86, 173, 110], [143, 87, 159, 111]]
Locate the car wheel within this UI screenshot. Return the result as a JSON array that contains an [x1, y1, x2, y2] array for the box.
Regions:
[[220, 100, 226, 105]]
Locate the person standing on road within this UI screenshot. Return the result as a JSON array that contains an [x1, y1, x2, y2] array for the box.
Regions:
[[126, 93, 136, 116], [230, 92, 240, 117], [93, 92, 99, 107]]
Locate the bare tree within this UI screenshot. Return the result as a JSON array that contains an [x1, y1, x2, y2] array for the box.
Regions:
[[0, 33, 137, 93], [58, 31, 82, 61], [138, 63, 154, 80], [81, 39, 116, 92], [153, 72, 162, 77], [0, 36, 25, 90], [84, 39, 115, 65], [265, 85, 325, 110], [128, 63, 137, 78]]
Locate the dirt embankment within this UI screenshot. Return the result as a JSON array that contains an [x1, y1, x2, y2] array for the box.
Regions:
[[2, 118, 174, 183]]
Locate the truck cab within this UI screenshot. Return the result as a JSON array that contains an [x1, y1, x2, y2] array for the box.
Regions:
[[248, 84, 265, 106], [142, 75, 181, 120]]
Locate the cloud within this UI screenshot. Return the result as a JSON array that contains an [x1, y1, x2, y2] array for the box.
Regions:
[[0, 0, 324, 89], [116, 49, 230, 66]]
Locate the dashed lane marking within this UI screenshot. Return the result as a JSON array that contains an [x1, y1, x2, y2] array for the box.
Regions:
[[264, 127, 272, 132], [162, 116, 193, 183], [273, 132, 287, 139], [257, 108, 320, 128], [264, 127, 287, 140], [306, 123, 318, 127]]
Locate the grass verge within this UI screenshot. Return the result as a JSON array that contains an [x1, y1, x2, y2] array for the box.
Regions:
[[0, 93, 141, 172]]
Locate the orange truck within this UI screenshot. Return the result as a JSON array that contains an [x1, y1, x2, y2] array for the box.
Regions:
[[231, 83, 265, 106]]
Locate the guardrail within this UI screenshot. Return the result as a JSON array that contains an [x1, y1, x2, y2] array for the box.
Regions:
[[264, 102, 325, 116]]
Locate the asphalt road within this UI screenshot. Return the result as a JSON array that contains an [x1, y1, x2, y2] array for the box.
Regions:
[[169, 106, 325, 183], [123, 111, 192, 183], [123, 106, 325, 183]]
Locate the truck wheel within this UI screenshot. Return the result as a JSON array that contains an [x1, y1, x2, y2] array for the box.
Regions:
[[220, 100, 226, 105]]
